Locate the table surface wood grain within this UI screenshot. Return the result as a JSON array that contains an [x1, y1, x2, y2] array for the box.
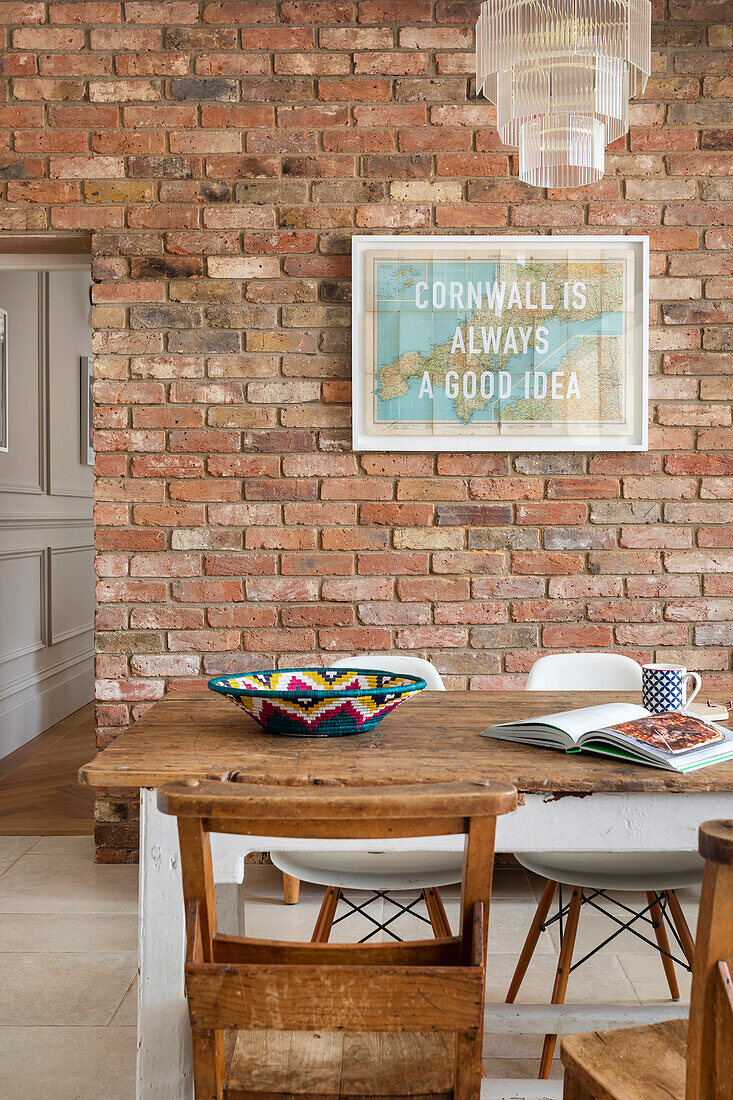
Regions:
[[79, 690, 733, 795]]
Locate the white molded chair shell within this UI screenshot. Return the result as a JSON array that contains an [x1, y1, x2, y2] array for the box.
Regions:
[[518, 851, 704, 893], [526, 652, 642, 692], [270, 655, 462, 899], [519, 651, 702, 892], [270, 849, 463, 892], [328, 654, 447, 691]]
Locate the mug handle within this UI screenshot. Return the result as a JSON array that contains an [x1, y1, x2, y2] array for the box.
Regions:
[[685, 672, 701, 707]]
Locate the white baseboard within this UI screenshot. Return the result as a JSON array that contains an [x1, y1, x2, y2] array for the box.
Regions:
[[0, 652, 93, 761]]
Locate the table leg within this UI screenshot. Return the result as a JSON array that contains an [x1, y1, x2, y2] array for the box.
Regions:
[[137, 788, 194, 1100]]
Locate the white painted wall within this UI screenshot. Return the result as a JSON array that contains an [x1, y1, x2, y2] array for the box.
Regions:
[[0, 259, 94, 760]]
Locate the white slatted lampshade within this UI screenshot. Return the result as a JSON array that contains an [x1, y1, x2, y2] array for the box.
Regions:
[[476, 0, 651, 188]]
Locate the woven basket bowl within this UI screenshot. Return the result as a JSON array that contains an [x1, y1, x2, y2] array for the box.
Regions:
[[207, 668, 426, 738]]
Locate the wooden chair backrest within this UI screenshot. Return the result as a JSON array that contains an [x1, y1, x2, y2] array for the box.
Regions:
[[686, 819, 733, 1100], [158, 776, 517, 966]]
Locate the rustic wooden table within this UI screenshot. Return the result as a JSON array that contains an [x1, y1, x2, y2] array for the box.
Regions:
[[80, 690, 733, 1100]]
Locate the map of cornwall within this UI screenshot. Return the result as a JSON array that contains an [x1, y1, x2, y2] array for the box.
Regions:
[[373, 258, 625, 427]]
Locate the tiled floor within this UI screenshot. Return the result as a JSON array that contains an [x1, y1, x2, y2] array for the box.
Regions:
[[0, 836, 699, 1099]]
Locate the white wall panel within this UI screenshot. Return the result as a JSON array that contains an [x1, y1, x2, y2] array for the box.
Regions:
[[0, 548, 45, 665], [48, 544, 95, 646]]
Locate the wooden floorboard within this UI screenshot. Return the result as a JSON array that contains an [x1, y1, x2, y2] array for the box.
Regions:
[[0, 702, 95, 835]]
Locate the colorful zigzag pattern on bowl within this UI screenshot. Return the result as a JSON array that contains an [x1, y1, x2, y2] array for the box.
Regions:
[[207, 668, 426, 737]]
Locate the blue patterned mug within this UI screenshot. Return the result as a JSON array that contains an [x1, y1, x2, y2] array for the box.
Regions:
[[642, 664, 701, 714]]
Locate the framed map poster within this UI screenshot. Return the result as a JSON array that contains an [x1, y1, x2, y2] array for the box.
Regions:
[[352, 235, 648, 452]]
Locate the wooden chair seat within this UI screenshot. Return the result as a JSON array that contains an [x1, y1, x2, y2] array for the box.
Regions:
[[562, 820, 733, 1100], [561, 1019, 687, 1100], [225, 1030, 455, 1098]]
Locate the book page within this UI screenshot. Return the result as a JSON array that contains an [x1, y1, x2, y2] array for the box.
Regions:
[[512, 703, 649, 741], [604, 712, 725, 755]]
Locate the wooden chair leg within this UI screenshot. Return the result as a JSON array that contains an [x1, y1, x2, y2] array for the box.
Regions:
[[506, 878, 559, 1003], [454, 1029, 483, 1100], [539, 885, 583, 1080], [563, 1071, 596, 1100], [282, 872, 300, 905], [191, 1027, 225, 1100], [311, 886, 340, 943], [647, 891, 680, 1001], [423, 886, 452, 938], [665, 889, 696, 967]]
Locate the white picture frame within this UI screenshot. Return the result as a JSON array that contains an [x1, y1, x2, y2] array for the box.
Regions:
[[79, 355, 93, 466], [351, 234, 649, 453]]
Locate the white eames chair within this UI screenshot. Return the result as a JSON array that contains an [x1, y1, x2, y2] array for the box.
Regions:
[[270, 655, 462, 942], [510, 653, 702, 1079]]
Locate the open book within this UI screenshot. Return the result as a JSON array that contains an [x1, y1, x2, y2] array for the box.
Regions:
[[480, 703, 733, 772]]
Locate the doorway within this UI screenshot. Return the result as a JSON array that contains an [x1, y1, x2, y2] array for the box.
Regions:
[[0, 248, 95, 832]]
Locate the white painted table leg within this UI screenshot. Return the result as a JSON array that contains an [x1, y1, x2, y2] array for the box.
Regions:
[[137, 788, 193, 1100]]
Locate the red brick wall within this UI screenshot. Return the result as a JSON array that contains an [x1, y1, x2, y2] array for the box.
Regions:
[[1, 1, 731, 858]]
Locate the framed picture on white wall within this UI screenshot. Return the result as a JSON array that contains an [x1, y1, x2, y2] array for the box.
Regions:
[[351, 234, 648, 452], [79, 355, 93, 466]]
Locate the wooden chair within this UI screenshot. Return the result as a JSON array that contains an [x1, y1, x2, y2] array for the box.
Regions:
[[561, 819, 733, 1100], [157, 775, 517, 1100], [511, 652, 702, 1078]]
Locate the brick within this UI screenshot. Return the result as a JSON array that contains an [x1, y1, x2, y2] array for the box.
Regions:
[[359, 1, 431, 19], [355, 205, 430, 228], [282, 606, 353, 627], [434, 601, 507, 625], [437, 154, 511, 177], [0, 4, 45, 22], [354, 52, 428, 76], [319, 627, 392, 651], [699, 527, 733, 547], [396, 577, 468, 602], [435, 504, 512, 527], [547, 478, 620, 499], [436, 205, 507, 227], [202, 1, 275, 21], [168, 630, 240, 652], [589, 551, 662, 574], [358, 603, 428, 626], [126, 2, 198, 22], [616, 624, 690, 645], [516, 503, 587, 525], [281, 552, 353, 576], [544, 528, 616, 551], [511, 552, 584, 575], [50, 2, 120, 20], [396, 627, 467, 649], [319, 78, 391, 102], [322, 577, 392, 601], [542, 624, 614, 648], [246, 577, 318, 601]]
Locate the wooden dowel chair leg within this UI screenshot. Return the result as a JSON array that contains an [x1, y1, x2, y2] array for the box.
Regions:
[[191, 1027, 225, 1100], [539, 885, 583, 1080], [665, 889, 695, 967], [454, 1029, 483, 1100], [647, 891, 680, 1001], [282, 872, 300, 905], [506, 878, 559, 1004], [563, 1074, 596, 1100], [423, 887, 452, 939], [311, 886, 340, 944]]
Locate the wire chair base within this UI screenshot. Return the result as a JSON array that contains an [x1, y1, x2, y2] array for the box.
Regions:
[[331, 889, 434, 943], [543, 885, 692, 973]]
